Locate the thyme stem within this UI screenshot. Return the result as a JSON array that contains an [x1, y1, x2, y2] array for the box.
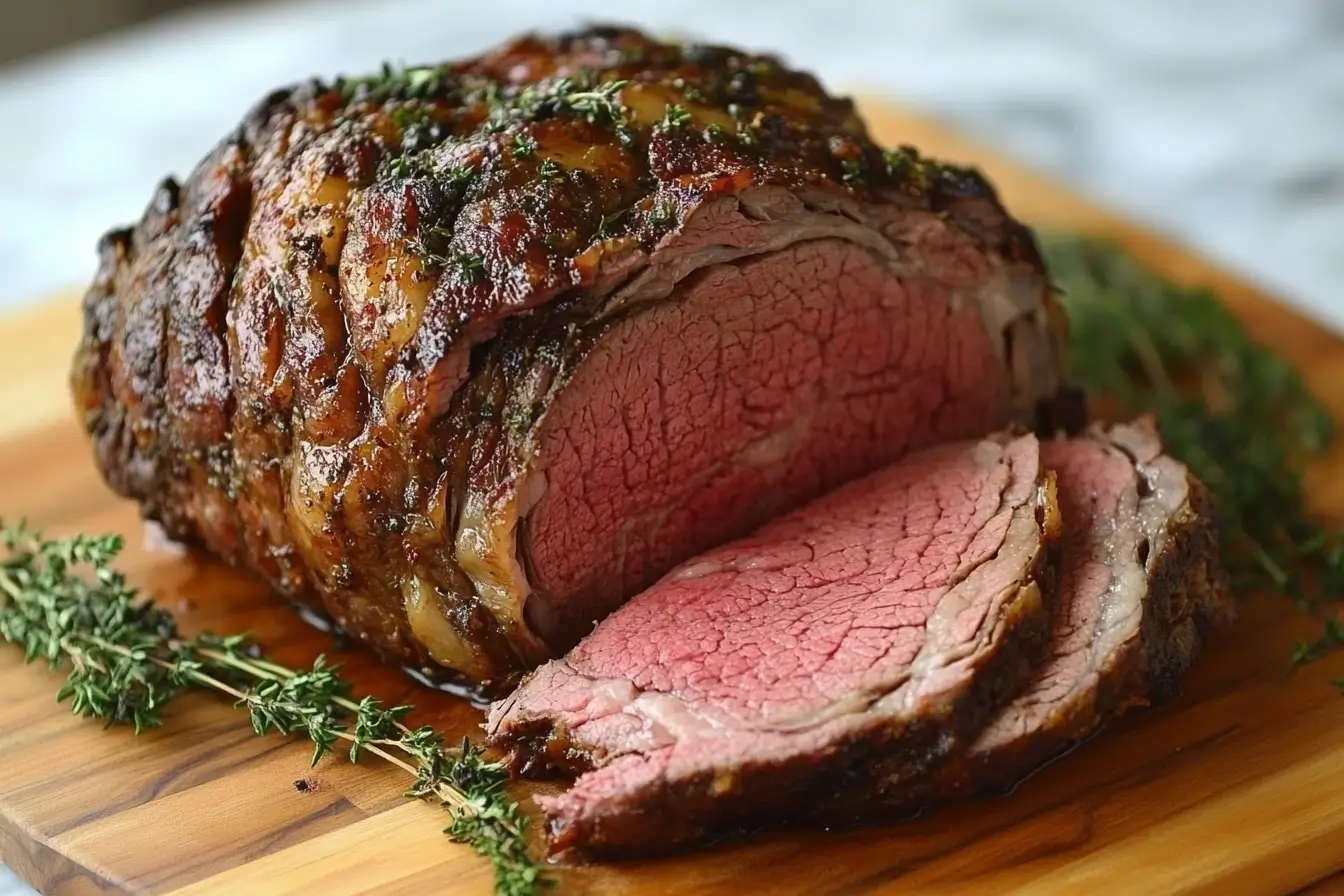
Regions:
[[1045, 234, 1344, 678], [0, 529, 544, 895]]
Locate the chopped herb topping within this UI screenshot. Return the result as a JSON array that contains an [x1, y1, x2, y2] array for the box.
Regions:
[[511, 132, 537, 159], [381, 153, 433, 181], [337, 62, 455, 104], [444, 163, 476, 189], [648, 197, 677, 227], [655, 103, 692, 133], [410, 226, 485, 284], [595, 208, 628, 240], [538, 159, 562, 181], [389, 104, 437, 133], [454, 252, 486, 284], [883, 146, 933, 187], [476, 74, 635, 147]]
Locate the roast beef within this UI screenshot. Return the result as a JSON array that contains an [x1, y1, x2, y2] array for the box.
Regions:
[[70, 26, 1067, 690], [488, 420, 1230, 858], [923, 418, 1232, 800], [487, 432, 1062, 856]]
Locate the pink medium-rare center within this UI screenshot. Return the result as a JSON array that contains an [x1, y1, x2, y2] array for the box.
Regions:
[[523, 236, 1012, 650], [488, 432, 1060, 854]]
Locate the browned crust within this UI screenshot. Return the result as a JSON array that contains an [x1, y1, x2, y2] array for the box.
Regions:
[[71, 26, 1068, 688], [491, 470, 1064, 859]]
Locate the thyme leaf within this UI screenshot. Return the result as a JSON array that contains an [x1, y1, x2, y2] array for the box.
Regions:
[[648, 197, 677, 227], [655, 103, 692, 133], [594, 208, 628, 241], [511, 132, 538, 160], [0, 524, 545, 895], [1044, 235, 1343, 669], [538, 159, 562, 181], [338, 62, 455, 104]]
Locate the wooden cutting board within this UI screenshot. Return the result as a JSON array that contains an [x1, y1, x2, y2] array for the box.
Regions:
[[3, 100, 1344, 896]]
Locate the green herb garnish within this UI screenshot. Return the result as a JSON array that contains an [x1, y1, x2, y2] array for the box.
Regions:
[[381, 154, 432, 181], [882, 146, 934, 188], [338, 63, 455, 104], [453, 252, 487, 284], [511, 133, 538, 160], [420, 246, 485, 284], [485, 75, 631, 141], [648, 197, 677, 227], [595, 208, 628, 240], [655, 103, 692, 133], [1045, 235, 1343, 676], [0, 524, 545, 894], [538, 159, 562, 181]]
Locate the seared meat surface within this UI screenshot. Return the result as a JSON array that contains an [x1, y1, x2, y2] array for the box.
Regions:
[[71, 26, 1066, 691]]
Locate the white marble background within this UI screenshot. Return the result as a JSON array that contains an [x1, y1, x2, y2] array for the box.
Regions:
[[0, 0, 1341, 331], [0, 1, 1341, 893]]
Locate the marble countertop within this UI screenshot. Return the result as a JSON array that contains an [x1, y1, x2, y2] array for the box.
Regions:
[[0, 1, 1340, 892], [0, 0, 1340, 331]]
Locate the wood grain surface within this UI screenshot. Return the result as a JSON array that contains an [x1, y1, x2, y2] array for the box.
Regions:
[[2, 100, 1343, 896]]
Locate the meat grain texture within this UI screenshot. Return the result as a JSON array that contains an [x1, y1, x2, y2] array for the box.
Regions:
[[912, 419, 1232, 805], [488, 432, 1062, 855], [70, 26, 1068, 692], [489, 421, 1231, 857]]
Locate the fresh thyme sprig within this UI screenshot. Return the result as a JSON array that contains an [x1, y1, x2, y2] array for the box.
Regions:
[[1044, 235, 1344, 684], [882, 146, 928, 183], [337, 63, 455, 104], [511, 132, 538, 160], [0, 524, 545, 895], [655, 103, 691, 134], [480, 74, 635, 147]]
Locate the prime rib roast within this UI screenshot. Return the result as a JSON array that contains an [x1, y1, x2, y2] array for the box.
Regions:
[[489, 419, 1228, 856], [488, 431, 1062, 854], [71, 25, 1066, 690], [70, 25, 1228, 859], [926, 420, 1232, 802]]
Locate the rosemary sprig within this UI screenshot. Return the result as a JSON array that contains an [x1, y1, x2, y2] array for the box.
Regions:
[[0, 524, 545, 895], [1044, 235, 1344, 677]]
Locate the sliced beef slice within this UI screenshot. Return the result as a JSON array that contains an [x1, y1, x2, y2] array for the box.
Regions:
[[487, 431, 1060, 857], [921, 418, 1232, 799], [74, 25, 1068, 691]]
